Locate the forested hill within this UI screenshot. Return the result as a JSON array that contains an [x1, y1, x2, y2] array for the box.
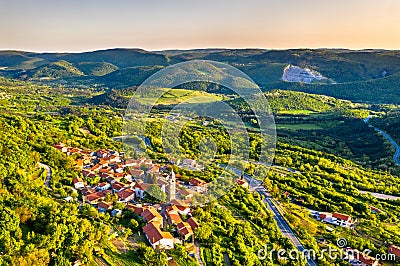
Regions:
[[1, 48, 400, 103]]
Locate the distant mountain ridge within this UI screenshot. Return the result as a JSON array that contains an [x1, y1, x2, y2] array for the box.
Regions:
[[0, 48, 400, 103]]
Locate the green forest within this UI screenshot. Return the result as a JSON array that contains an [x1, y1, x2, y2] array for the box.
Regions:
[[1, 47, 400, 266]]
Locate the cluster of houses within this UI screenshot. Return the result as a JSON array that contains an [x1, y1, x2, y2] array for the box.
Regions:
[[128, 200, 200, 250], [53, 143, 204, 250]]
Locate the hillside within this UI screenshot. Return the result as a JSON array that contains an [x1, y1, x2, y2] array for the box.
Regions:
[[1, 48, 400, 103], [76, 62, 119, 76], [14, 60, 85, 80]]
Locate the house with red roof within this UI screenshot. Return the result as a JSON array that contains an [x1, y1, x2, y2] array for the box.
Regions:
[[72, 177, 85, 189], [84, 191, 105, 204], [97, 201, 113, 213], [332, 212, 354, 227], [142, 222, 174, 250], [348, 251, 380, 266], [117, 188, 135, 203], [96, 182, 111, 191], [187, 217, 200, 230], [235, 179, 249, 188], [90, 164, 102, 172], [126, 204, 147, 215], [189, 178, 207, 193], [177, 222, 194, 242], [129, 169, 144, 178], [317, 212, 354, 228], [53, 143, 68, 153], [141, 207, 163, 228], [369, 206, 382, 214], [134, 182, 152, 199], [167, 212, 183, 225], [112, 181, 127, 193], [388, 245, 400, 259], [178, 188, 194, 200], [96, 150, 109, 158]]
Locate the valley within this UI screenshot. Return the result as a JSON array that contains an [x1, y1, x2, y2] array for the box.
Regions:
[[0, 49, 400, 266]]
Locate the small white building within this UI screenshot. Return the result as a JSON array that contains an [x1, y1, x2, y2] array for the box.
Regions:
[[73, 177, 85, 189], [318, 212, 355, 228]]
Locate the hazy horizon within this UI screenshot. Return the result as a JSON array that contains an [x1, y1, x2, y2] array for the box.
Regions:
[[1, 0, 399, 52], [1, 46, 400, 54]]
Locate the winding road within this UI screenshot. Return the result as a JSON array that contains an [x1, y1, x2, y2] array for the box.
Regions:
[[226, 166, 318, 266], [364, 115, 400, 166], [38, 162, 52, 189]]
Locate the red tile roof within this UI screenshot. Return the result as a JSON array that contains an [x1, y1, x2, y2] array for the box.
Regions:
[[187, 217, 200, 230], [141, 207, 163, 223], [333, 212, 351, 222], [389, 245, 400, 258], [189, 177, 206, 186], [177, 222, 193, 236], [357, 252, 379, 266], [369, 206, 382, 213], [97, 182, 109, 188], [170, 199, 187, 207], [117, 188, 135, 201], [126, 204, 147, 215], [85, 191, 105, 203], [81, 188, 96, 196], [135, 182, 152, 191], [90, 164, 102, 172], [73, 177, 83, 184], [168, 213, 183, 224], [129, 169, 144, 177], [235, 179, 248, 187], [142, 222, 173, 244], [97, 201, 112, 210], [112, 182, 126, 191]]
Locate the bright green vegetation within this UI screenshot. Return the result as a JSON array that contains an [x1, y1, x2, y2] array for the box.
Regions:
[[265, 90, 357, 113], [257, 142, 400, 260], [1, 51, 400, 266], [194, 185, 304, 266], [276, 123, 323, 130], [130, 88, 223, 105], [76, 62, 119, 76], [370, 109, 400, 144], [17, 60, 85, 80], [2, 48, 400, 103]]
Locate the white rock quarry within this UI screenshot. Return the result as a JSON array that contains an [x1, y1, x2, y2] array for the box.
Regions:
[[281, 64, 327, 83]]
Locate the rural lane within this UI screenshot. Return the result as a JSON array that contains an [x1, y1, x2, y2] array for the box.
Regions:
[[38, 162, 52, 189]]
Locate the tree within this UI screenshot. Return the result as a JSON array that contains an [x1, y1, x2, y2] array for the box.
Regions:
[[129, 219, 139, 230], [146, 184, 167, 203]]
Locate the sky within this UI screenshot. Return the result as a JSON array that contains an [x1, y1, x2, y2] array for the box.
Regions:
[[0, 0, 399, 52]]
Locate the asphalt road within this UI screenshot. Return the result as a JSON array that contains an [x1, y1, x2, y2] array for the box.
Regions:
[[374, 128, 400, 166], [364, 115, 400, 166], [225, 165, 318, 266]]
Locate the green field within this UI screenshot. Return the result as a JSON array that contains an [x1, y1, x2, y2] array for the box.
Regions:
[[276, 123, 323, 130], [276, 109, 316, 115], [131, 88, 223, 105]]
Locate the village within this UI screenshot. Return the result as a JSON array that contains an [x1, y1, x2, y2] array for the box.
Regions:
[[52, 143, 211, 252], [52, 143, 400, 266]]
